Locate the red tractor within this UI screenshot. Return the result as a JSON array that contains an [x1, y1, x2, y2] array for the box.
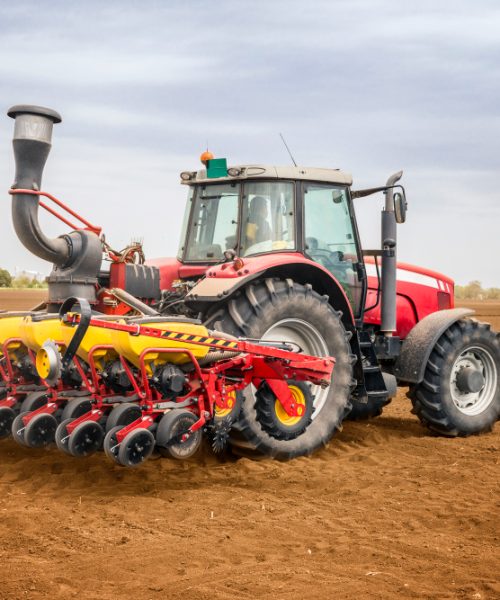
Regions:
[[3, 105, 499, 462]]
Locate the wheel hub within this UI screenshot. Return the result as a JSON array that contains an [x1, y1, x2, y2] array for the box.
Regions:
[[261, 318, 329, 418], [450, 347, 497, 415]]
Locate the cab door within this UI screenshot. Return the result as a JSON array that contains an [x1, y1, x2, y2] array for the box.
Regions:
[[303, 183, 364, 316]]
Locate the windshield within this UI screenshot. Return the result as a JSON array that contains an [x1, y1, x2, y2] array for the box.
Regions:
[[181, 181, 295, 261], [183, 183, 240, 261], [240, 181, 295, 257]]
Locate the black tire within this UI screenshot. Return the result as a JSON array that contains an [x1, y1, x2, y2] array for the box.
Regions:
[[117, 428, 155, 467], [24, 413, 58, 448], [105, 402, 142, 433], [204, 278, 354, 460], [408, 319, 500, 436], [61, 397, 92, 421], [68, 421, 104, 457], [156, 410, 203, 459], [11, 413, 28, 446], [103, 426, 123, 463], [55, 418, 74, 455], [20, 391, 48, 414], [0, 406, 16, 439]]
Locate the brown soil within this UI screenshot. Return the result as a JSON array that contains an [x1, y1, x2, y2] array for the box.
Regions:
[[0, 295, 498, 600], [0, 289, 47, 311]]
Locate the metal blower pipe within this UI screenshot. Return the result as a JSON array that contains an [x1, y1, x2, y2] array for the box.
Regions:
[[380, 170, 403, 335], [8, 105, 103, 306], [8, 105, 68, 265]]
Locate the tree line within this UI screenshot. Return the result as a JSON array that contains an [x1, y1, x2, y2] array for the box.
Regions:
[[454, 281, 500, 300], [0, 268, 47, 289]]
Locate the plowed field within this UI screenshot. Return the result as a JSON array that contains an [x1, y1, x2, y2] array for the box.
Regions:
[[0, 291, 498, 600]]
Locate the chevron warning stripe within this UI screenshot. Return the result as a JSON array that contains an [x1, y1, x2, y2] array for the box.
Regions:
[[161, 330, 239, 350]]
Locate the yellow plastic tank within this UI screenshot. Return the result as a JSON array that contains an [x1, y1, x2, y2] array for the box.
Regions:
[[0, 312, 33, 358], [59, 315, 123, 367], [111, 317, 210, 368], [19, 314, 64, 352]]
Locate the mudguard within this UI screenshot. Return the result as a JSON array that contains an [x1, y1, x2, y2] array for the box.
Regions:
[[394, 308, 474, 384]]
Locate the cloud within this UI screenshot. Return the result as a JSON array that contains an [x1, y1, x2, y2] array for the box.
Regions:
[[0, 0, 498, 287]]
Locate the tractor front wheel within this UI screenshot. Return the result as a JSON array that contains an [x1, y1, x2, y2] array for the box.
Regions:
[[408, 319, 500, 436], [205, 278, 354, 460]]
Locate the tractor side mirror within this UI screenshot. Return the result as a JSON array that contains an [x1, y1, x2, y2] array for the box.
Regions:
[[394, 191, 407, 224]]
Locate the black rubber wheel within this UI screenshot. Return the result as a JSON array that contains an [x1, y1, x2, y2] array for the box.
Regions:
[[0, 406, 16, 439], [156, 410, 202, 459], [68, 421, 104, 457], [204, 278, 354, 459], [103, 426, 123, 463], [61, 397, 92, 421], [117, 428, 155, 467], [20, 391, 48, 414], [255, 380, 314, 440], [55, 418, 74, 455], [11, 413, 28, 446], [24, 413, 58, 448], [105, 402, 142, 432], [408, 319, 500, 436]]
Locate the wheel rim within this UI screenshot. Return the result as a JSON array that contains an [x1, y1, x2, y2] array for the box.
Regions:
[[450, 345, 498, 416], [260, 318, 330, 418], [215, 390, 237, 419], [274, 385, 307, 427]]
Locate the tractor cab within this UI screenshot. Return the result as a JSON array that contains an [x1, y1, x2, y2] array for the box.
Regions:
[[177, 164, 364, 315]]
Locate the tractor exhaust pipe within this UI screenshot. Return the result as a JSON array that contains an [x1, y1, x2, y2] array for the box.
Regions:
[[8, 105, 103, 308], [380, 170, 403, 335]]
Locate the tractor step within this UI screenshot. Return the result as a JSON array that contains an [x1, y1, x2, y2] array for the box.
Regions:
[[358, 331, 391, 406]]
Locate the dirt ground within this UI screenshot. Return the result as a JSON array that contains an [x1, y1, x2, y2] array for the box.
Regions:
[[0, 291, 498, 599]]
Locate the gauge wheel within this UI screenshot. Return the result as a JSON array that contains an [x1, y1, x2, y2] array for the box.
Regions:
[[105, 402, 142, 433], [156, 410, 202, 460], [61, 397, 92, 421]]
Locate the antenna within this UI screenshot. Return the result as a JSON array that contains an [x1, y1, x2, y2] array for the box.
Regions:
[[279, 132, 297, 167]]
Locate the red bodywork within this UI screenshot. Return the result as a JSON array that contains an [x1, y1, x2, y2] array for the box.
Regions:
[[147, 253, 455, 340]]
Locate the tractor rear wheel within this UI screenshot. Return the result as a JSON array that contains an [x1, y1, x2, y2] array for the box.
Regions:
[[205, 278, 354, 460], [408, 319, 500, 436]]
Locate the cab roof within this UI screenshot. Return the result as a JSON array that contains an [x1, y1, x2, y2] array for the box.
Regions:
[[182, 164, 353, 186]]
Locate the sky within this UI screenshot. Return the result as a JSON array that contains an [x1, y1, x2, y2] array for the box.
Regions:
[[0, 0, 498, 286]]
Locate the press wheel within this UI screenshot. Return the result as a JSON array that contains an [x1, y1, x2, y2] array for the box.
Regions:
[[117, 428, 155, 467], [24, 413, 58, 448], [68, 421, 104, 457]]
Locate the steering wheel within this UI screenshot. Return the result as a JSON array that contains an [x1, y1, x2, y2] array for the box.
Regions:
[[306, 237, 344, 270]]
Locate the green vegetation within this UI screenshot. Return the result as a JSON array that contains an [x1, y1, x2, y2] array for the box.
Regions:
[[0, 268, 12, 288], [0, 268, 47, 289], [455, 281, 500, 300]]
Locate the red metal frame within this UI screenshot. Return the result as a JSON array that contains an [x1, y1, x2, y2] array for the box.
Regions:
[[8, 189, 102, 236], [58, 313, 335, 447]]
